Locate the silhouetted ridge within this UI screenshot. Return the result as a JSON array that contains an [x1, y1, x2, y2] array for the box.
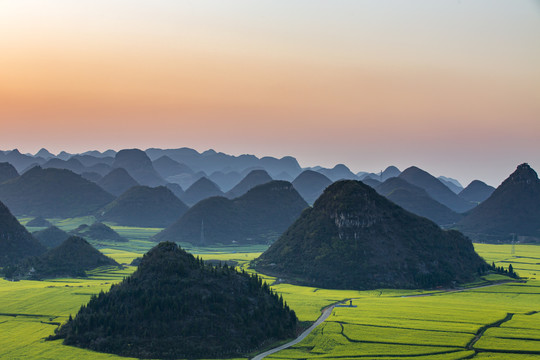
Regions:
[[317, 164, 357, 181], [35, 148, 55, 159], [456, 163, 540, 242], [51, 242, 297, 359], [42, 158, 85, 174], [254, 180, 486, 290]]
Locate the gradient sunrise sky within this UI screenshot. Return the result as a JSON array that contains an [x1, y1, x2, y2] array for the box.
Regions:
[[1, 0, 539, 186]]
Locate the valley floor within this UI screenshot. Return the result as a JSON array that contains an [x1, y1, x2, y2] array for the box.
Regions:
[[1, 222, 539, 360]]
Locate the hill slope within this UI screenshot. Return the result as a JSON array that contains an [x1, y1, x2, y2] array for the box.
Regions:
[[459, 180, 495, 204], [399, 167, 475, 213], [181, 177, 224, 206], [0, 167, 115, 217], [154, 181, 308, 245], [51, 242, 297, 359], [456, 163, 540, 242], [33, 226, 70, 249], [26, 216, 53, 228], [253, 180, 486, 290], [292, 170, 332, 205], [376, 177, 462, 226], [0, 162, 19, 183], [317, 164, 357, 181], [70, 223, 127, 242], [8, 236, 119, 279], [0, 201, 46, 266], [152, 155, 193, 179], [98, 186, 188, 228], [226, 169, 273, 198], [112, 149, 166, 187], [97, 168, 139, 196]]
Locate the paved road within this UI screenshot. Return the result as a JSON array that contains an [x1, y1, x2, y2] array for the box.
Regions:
[[251, 280, 520, 359], [251, 302, 341, 360]]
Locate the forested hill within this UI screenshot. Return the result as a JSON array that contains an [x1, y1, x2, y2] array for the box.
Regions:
[[51, 242, 297, 359]]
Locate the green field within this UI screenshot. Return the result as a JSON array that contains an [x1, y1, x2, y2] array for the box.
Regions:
[[2, 222, 540, 359]]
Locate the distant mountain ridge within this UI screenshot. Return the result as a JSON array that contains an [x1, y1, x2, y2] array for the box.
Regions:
[[145, 147, 302, 179], [154, 180, 308, 245]]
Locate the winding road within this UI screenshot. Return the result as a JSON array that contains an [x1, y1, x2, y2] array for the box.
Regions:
[[251, 280, 520, 360], [251, 302, 342, 360]]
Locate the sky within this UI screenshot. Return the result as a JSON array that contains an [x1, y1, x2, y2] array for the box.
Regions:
[[0, 0, 539, 187]]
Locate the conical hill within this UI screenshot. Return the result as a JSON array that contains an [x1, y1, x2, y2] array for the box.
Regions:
[[456, 163, 540, 242], [7, 236, 119, 279], [292, 170, 332, 205], [51, 242, 297, 359], [33, 226, 70, 249], [70, 223, 127, 242], [97, 168, 139, 196], [181, 176, 224, 206], [225, 169, 272, 198], [26, 216, 53, 228], [0, 200, 46, 266], [458, 180, 495, 204], [253, 180, 486, 290]]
